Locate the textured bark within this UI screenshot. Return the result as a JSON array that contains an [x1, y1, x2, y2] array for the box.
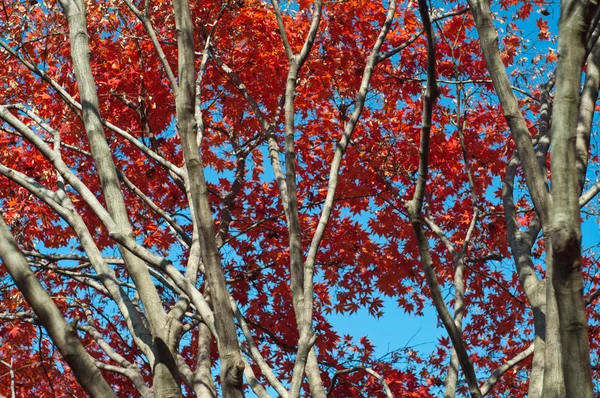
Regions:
[[549, 1, 596, 394], [0, 216, 117, 398], [443, 258, 466, 398], [529, 283, 546, 398], [470, 0, 596, 394], [443, 349, 459, 398], [79, 315, 154, 398], [479, 344, 534, 396], [0, 134, 156, 366], [296, 0, 396, 394], [576, 36, 600, 190], [270, 0, 326, 395], [171, 0, 245, 396], [502, 154, 547, 397], [542, 256, 566, 397], [467, 0, 550, 229], [406, 1, 480, 396], [410, 225, 481, 398], [232, 299, 288, 396], [57, 0, 182, 395], [192, 322, 217, 397]]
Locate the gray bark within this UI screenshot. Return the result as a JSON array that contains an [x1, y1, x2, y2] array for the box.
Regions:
[[467, 0, 551, 228], [271, 0, 326, 395], [549, 0, 596, 394], [56, 0, 183, 395], [443, 349, 459, 398], [0, 216, 117, 398], [443, 84, 476, 398], [0, 127, 156, 368], [479, 344, 534, 396], [171, 0, 245, 396], [502, 154, 549, 398], [273, 1, 325, 394], [406, 1, 480, 396], [529, 282, 547, 398], [577, 32, 600, 190], [542, 257, 566, 397], [193, 322, 218, 397], [470, 0, 597, 394]]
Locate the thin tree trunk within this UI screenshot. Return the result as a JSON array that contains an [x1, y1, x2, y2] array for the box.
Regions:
[[407, 3, 481, 395], [443, 349, 459, 398], [193, 322, 217, 397], [443, 258, 466, 398], [528, 283, 546, 398]]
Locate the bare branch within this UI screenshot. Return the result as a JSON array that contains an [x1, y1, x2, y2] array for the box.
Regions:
[[327, 365, 393, 398], [480, 344, 534, 396], [0, 215, 117, 398]]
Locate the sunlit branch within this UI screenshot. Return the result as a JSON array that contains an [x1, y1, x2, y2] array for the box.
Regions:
[[230, 298, 289, 397], [2, 86, 182, 183], [117, 169, 192, 246], [122, 0, 178, 93], [577, 38, 600, 191], [23, 251, 123, 265], [327, 365, 393, 398], [0, 142, 156, 364], [378, 7, 469, 62], [240, 356, 271, 398], [502, 154, 542, 298], [78, 306, 152, 398], [0, 105, 217, 346], [479, 344, 534, 395], [0, 215, 117, 397], [0, 358, 16, 398], [580, 181, 600, 207], [467, 0, 551, 231], [271, 0, 294, 60], [0, 311, 37, 323]]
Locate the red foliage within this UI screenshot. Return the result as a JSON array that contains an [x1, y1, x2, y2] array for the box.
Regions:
[[0, 0, 596, 396]]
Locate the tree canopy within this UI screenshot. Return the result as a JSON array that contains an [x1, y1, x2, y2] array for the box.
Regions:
[[0, 0, 599, 396]]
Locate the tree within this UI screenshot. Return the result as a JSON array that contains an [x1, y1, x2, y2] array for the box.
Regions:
[[0, 0, 599, 395]]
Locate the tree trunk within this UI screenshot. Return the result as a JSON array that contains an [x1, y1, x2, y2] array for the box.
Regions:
[[193, 322, 217, 397], [57, 0, 183, 395], [171, 0, 245, 395], [528, 283, 546, 398], [549, 1, 595, 395], [542, 260, 566, 397], [0, 216, 117, 398], [443, 349, 459, 398]]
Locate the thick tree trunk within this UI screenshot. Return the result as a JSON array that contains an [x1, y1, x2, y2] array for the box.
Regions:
[[57, 0, 182, 395], [0, 216, 117, 398], [549, 1, 595, 395], [470, 0, 595, 394], [171, 0, 245, 396], [542, 260, 566, 397], [467, 0, 550, 228]]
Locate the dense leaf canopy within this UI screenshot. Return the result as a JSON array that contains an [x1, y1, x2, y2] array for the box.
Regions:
[[0, 0, 599, 396]]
